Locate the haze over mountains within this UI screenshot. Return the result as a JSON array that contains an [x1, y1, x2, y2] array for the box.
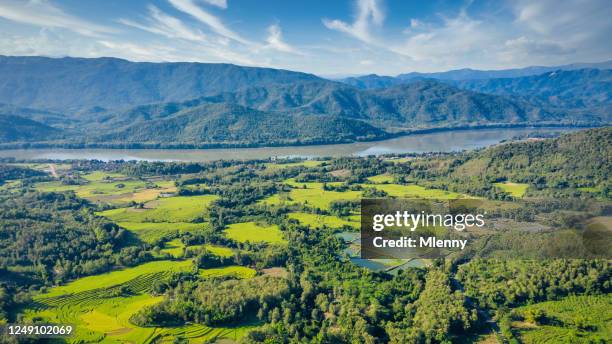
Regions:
[[0, 56, 610, 147]]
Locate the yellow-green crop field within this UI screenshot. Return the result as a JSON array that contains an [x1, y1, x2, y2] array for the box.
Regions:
[[36, 179, 149, 197], [494, 182, 529, 197], [367, 174, 395, 184], [225, 221, 286, 244], [117, 222, 206, 243], [160, 239, 185, 258], [260, 179, 361, 210], [199, 265, 257, 279], [97, 195, 218, 223], [288, 212, 359, 229], [364, 183, 464, 199], [202, 244, 235, 257]]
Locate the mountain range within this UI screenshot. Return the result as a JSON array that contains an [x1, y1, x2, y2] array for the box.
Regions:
[[0, 56, 609, 147]]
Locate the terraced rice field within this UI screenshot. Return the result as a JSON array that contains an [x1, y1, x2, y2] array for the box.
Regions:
[[97, 195, 218, 223], [288, 212, 359, 229], [510, 294, 611, 343], [494, 182, 529, 197], [225, 221, 286, 244], [199, 266, 257, 279], [22, 259, 256, 343]]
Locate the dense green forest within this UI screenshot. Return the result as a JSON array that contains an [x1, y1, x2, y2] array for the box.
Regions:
[[0, 56, 609, 148], [0, 128, 610, 343]]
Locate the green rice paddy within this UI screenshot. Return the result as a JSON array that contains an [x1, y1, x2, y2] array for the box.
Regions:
[[22, 259, 256, 343], [199, 265, 257, 279], [365, 183, 464, 199], [117, 222, 206, 243], [97, 195, 218, 223], [367, 174, 395, 184], [225, 221, 286, 244], [288, 212, 359, 229]]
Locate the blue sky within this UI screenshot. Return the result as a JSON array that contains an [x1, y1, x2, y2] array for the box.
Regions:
[[0, 0, 610, 76]]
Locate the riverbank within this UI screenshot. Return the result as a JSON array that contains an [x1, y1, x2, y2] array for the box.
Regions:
[[0, 127, 584, 162], [0, 122, 600, 150]]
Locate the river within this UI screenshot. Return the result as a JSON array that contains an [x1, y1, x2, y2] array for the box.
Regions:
[[0, 127, 580, 162]]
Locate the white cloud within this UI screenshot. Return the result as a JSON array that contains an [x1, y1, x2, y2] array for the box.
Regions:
[[265, 24, 302, 55], [118, 5, 208, 43], [167, 0, 252, 45], [200, 0, 228, 9], [0, 0, 116, 37], [391, 9, 499, 68], [323, 0, 384, 43]]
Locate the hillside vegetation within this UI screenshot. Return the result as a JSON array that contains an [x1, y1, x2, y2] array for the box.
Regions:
[[0, 56, 609, 147]]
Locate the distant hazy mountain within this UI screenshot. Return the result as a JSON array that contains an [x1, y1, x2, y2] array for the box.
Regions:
[[341, 60, 612, 89], [0, 56, 608, 147], [453, 69, 611, 120], [0, 56, 320, 113]]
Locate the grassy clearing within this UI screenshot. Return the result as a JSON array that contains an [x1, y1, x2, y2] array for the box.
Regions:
[[367, 174, 395, 184], [288, 212, 359, 229], [365, 183, 464, 199], [199, 266, 257, 279], [509, 294, 611, 343], [117, 222, 206, 244], [225, 222, 286, 244], [494, 182, 529, 197], [97, 195, 218, 223]]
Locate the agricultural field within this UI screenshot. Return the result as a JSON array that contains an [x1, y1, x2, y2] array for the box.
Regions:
[[201, 244, 235, 257], [116, 222, 206, 244], [507, 294, 612, 343], [97, 195, 218, 223], [365, 182, 465, 199], [20, 259, 255, 343], [494, 182, 529, 197], [199, 266, 257, 279], [367, 174, 395, 184], [160, 239, 185, 258], [260, 179, 361, 210], [288, 212, 359, 229], [225, 221, 286, 244]]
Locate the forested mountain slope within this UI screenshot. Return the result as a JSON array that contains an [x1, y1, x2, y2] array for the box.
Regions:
[[0, 56, 320, 113], [453, 127, 611, 187]]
